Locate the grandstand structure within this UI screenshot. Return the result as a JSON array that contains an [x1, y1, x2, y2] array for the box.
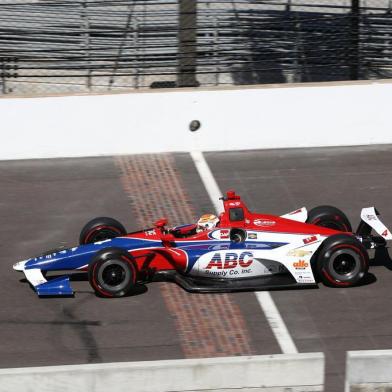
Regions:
[[0, 0, 391, 95]]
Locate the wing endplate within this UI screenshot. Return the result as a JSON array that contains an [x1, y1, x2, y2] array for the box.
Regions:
[[360, 207, 392, 240]]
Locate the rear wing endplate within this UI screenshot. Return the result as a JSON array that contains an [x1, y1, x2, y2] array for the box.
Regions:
[[358, 207, 392, 240]]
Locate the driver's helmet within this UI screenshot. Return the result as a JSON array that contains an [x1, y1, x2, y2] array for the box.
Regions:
[[197, 214, 219, 232]]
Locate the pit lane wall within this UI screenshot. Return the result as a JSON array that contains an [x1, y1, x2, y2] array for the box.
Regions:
[[0, 79, 392, 160], [345, 350, 392, 392], [0, 353, 324, 392]]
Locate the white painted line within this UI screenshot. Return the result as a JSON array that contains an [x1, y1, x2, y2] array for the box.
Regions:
[[190, 150, 298, 355], [190, 151, 223, 213], [255, 292, 298, 354]]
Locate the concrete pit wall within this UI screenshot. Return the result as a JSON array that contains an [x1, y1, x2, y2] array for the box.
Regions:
[[0, 353, 325, 392], [346, 350, 392, 392], [1, 80, 392, 160]]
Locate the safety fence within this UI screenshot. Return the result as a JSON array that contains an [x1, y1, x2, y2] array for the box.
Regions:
[[0, 0, 391, 95]]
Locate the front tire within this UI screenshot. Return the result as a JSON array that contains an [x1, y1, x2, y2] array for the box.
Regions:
[[79, 217, 126, 245], [307, 205, 352, 232], [316, 234, 369, 287], [88, 248, 137, 297]]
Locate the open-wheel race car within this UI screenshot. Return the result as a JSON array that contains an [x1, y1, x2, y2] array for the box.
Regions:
[[13, 190, 392, 297]]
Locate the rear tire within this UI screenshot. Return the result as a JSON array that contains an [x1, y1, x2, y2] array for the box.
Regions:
[[307, 205, 352, 232], [316, 234, 369, 287], [79, 217, 126, 245], [88, 248, 137, 297]]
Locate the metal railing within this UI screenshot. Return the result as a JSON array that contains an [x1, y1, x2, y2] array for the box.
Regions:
[[0, 0, 391, 95]]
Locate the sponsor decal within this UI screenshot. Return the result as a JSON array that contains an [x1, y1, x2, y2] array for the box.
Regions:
[[303, 235, 318, 245], [205, 252, 254, 276], [206, 252, 253, 270], [366, 214, 377, 221], [211, 244, 230, 251], [287, 249, 312, 257], [289, 208, 303, 215], [145, 229, 156, 236], [248, 233, 257, 240], [229, 202, 241, 207], [382, 229, 389, 237], [253, 219, 276, 227], [220, 229, 230, 240], [296, 275, 314, 283], [293, 259, 309, 269], [294, 270, 312, 276]]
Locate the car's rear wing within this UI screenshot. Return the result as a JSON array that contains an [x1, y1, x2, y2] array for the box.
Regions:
[[357, 207, 392, 240]]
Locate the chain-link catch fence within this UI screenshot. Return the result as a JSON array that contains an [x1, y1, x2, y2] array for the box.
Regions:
[[0, 0, 391, 95]]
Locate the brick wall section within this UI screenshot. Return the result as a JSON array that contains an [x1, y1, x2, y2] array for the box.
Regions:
[[115, 154, 254, 357]]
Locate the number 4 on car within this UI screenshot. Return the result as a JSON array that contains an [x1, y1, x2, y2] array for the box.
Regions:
[[13, 191, 392, 297]]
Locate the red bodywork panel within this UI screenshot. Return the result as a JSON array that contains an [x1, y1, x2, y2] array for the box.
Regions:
[[122, 190, 342, 274], [220, 190, 339, 236]]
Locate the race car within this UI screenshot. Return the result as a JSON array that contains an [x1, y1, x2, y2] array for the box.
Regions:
[[13, 190, 392, 297]]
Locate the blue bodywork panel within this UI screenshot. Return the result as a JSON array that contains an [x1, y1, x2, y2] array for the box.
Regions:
[[19, 234, 288, 296], [24, 237, 162, 271], [36, 276, 73, 296]]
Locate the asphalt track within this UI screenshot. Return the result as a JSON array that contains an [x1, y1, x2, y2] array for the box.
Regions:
[[2, 145, 392, 391]]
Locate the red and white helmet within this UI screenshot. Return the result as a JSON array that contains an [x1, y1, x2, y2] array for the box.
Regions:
[[197, 214, 219, 232]]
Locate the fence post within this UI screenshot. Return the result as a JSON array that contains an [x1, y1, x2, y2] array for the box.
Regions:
[[178, 0, 198, 87], [350, 0, 360, 80], [81, 0, 92, 91], [1, 58, 7, 94]]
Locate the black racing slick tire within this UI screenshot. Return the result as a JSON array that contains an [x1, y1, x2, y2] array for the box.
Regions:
[[79, 217, 126, 245], [88, 248, 137, 298], [316, 234, 369, 287], [307, 205, 352, 232]]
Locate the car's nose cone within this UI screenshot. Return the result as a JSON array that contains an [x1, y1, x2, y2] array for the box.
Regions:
[[13, 260, 28, 271]]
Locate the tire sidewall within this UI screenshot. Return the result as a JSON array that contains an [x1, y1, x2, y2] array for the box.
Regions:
[[84, 225, 123, 244], [317, 235, 369, 287], [307, 206, 352, 232], [80, 217, 126, 245], [312, 217, 350, 232], [89, 249, 137, 297]]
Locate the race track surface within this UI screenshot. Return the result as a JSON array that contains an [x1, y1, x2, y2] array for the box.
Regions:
[[2, 145, 392, 391]]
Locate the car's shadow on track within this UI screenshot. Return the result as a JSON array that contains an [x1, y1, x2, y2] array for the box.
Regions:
[[68, 273, 149, 297], [357, 272, 377, 287], [371, 248, 392, 271], [346, 247, 392, 288], [20, 272, 149, 298]]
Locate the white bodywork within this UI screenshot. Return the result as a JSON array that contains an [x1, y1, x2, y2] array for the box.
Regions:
[[192, 230, 323, 284], [193, 206, 392, 285], [13, 260, 48, 287], [361, 207, 392, 240], [280, 207, 308, 223]]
